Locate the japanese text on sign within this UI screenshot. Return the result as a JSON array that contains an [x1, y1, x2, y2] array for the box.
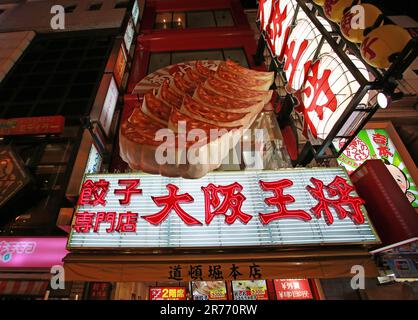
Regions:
[[68, 169, 379, 249]]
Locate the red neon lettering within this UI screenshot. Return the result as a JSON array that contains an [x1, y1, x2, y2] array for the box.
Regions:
[[202, 182, 252, 225], [142, 184, 202, 225], [258, 179, 311, 224], [77, 179, 109, 206], [114, 179, 142, 205], [73, 211, 95, 233], [115, 211, 138, 232], [306, 176, 365, 225], [94, 212, 117, 233]]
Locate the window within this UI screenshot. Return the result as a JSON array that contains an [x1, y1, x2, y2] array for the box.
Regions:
[[0, 136, 79, 232], [88, 3, 102, 11], [64, 5, 77, 13], [155, 12, 174, 30], [187, 11, 216, 28], [154, 10, 235, 30], [114, 1, 129, 9], [148, 49, 248, 74], [214, 9, 234, 27], [0, 31, 116, 121]]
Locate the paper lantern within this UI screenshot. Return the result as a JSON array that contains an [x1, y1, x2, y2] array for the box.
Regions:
[[283, 16, 332, 92], [258, 0, 274, 32], [265, 0, 298, 60], [312, 0, 326, 6], [360, 24, 412, 69], [324, 0, 356, 23], [340, 4, 382, 43], [295, 52, 369, 141]]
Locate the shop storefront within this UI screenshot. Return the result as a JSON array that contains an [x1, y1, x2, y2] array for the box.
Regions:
[[60, 0, 418, 300], [0, 237, 69, 300], [63, 167, 380, 300]]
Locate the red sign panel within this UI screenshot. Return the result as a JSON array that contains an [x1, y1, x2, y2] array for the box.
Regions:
[[114, 45, 127, 88], [0, 116, 65, 136], [87, 282, 112, 300], [274, 279, 313, 300], [72, 175, 366, 232], [149, 287, 187, 300]]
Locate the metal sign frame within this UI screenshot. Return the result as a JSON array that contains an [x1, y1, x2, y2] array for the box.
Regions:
[[254, 0, 418, 166]]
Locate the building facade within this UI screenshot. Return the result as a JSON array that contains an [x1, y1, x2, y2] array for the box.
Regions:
[[1, 0, 417, 300], [0, 0, 141, 299]]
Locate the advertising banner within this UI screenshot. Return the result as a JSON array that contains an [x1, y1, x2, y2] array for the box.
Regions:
[[149, 287, 187, 300], [337, 128, 418, 207], [192, 281, 227, 300], [274, 279, 313, 300], [232, 280, 268, 300]]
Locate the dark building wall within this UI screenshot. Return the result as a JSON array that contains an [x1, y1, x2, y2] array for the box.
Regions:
[[0, 29, 118, 235]]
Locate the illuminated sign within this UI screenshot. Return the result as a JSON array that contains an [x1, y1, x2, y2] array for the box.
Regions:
[[283, 16, 331, 92], [0, 116, 65, 137], [149, 287, 187, 300], [0, 237, 68, 268], [274, 279, 313, 300], [67, 168, 378, 249], [123, 17, 135, 51], [336, 129, 418, 207], [99, 76, 118, 136], [132, 0, 140, 26], [192, 281, 227, 300], [232, 280, 268, 300], [265, 0, 297, 61], [114, 45, 127, 88], [295, 52, 369, 141], [0, 147, 31, 208], [258, 0, 370, 143], [87, 282, 112, 300], [85, 144, 102, 174]]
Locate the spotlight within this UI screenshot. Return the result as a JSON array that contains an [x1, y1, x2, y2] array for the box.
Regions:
[[377, 92, 391, 109]]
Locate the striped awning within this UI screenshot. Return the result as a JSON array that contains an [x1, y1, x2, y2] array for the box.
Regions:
[[0, 281, 48, 296]]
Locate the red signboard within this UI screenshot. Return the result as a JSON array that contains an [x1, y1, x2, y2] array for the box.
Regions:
[[0, 116, 65, 136], [149, 287, 187, 300], [114, 45, 127, 88], [274, 279, 313, 300], [87, 282, 112, 300], [72, 174, 367, 231]]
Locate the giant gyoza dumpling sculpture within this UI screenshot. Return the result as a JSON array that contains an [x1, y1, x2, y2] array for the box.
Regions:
[[119, 60, 274, 179]]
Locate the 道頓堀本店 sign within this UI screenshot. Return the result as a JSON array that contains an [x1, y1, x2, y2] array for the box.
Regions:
[[67, 167, 379, 249]]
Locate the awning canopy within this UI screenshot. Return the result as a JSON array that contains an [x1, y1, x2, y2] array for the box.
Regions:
[[0, 280, 48, 296], [64, 247, 378, 282]]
